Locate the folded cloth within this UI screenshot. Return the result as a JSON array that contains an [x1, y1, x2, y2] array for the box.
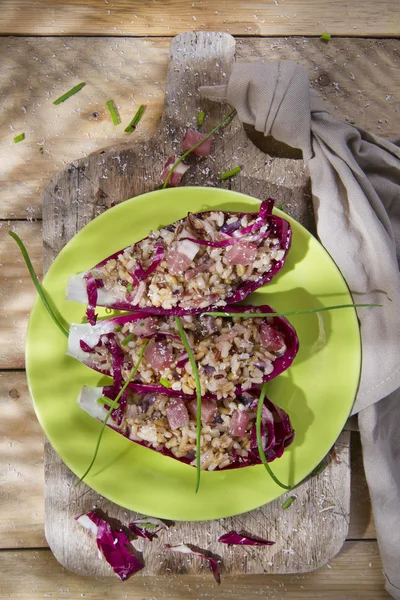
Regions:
[[200, 61, 400, 599]]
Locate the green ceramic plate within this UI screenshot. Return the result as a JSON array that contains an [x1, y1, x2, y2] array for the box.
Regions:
[[26, 187, 360, 521]]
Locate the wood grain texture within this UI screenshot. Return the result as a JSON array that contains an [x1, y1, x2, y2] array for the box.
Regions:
[[41, 31, 350, 577], [1, 36, 399, 220], [0, 542, 391, 600], [0, 221, 42, 369], [0, 0, 399, 37], [0, 371, 46, 548]]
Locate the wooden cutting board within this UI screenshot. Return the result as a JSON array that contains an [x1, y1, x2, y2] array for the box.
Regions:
[[42, 31, 350, 578]]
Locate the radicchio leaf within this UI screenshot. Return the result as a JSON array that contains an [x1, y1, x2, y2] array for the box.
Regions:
[[76, 511, 143, 581], [218, 531, 275, 546], [164, 543, 221, 584]]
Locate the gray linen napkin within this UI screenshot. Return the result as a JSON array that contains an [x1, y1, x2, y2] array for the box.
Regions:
[[201, 61, 400, 599]]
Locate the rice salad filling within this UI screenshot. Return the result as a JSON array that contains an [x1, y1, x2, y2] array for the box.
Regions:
[[78, 386, 295, 471], [68, 306, 299, 400], [67, 199, 292, 315]]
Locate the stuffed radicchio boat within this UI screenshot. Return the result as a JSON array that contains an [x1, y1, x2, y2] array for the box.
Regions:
[[67, 305, 299, 401], [67, 200, 291, 319], [78, 386, 295, 471]]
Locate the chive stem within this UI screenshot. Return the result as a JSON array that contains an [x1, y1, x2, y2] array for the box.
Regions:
[[121, 333, 135, 346], [175, 317, 202, 493], [126, 283, 133, 292], [256, 383, 291, 490], [75, 340, 149, 486], [8, 231, 69, 338], [125, 104, 145, 133], [96, 396, 120, 409], [53, 82, 86, 105], [162, 108, 237, 189], [114, 324, 122, 332], [220, 166, 241, 181], [321, 32, 331, 41], [205, 303, 381, 319], [197, 111, 205, 126], [160, 378, 171, 389], [281, 496, 296, 510], [13, 133, 25, 143], [106, 99, 121, 125]]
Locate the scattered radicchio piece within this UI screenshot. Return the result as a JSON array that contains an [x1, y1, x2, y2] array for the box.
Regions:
[[95, 278, 104, 288], [218, 531, 275, 546], [128, 517, 170, 541], [164, 543, 221, 585], [128, 523, 158, 541], [161, 156, 190, 187], [79, 339, 97, 353], [75, 511, 144, 581], [183, 129, 213, 156], [84, 272, 98, 325]]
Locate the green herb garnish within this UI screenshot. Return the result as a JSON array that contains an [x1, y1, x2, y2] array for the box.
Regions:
[[39, 146, 44, 154], [106, 99, 121, 125], [160, 378, 171, 388], [282, 496, 296, 510], [75, 340, 149, 486], [121, 332, 134, 346], [126, 283, 133, 292], [197, 110, 205, 126], [125, 104, 145, 133], [13, 133, 25, 143], [220, 166, 241, 181], [205, 303, 381, 319], [114, 324, 122, 332], [8, 231, 69, 337], [175, 316, 202, 493], [321, 32, 331, 41], [53, 82, 86, 105], [162, 108, 237, 189], [277, 203, 285, 212], [96, 396, 120, 409], [311, 459, 328, 477], [256, 383, 291, 490]]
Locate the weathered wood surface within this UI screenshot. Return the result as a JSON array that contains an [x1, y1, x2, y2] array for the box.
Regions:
[[0, 542, 391, 600], [41, 30, 350, 577], [0, 371, 376, 550], [1, 0, 399, 37], [1, 36, 399, 220]]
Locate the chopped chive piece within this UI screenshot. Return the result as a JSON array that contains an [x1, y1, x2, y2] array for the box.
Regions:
[[277, 203, 285, 212], [39, 146, 44, 154], [8, 231, 69, 338], [96, 396, 120, 409], [220, 166, 241, 181], [321, 32, 331, 41], [282, 496, 296, 510], [106, 99, 121, 125], [53, 82, 86, 105], [175, 317, 202, 493], [76, 339, 149, 486], [204, 303, 382, 319], [126, 283, 133, 292], [13, 133, 25, 143], [160, 378, 171, 388], [163, 108, 237, 189], [311, 459, 328, 477], [124, 104, 145, 133], [256, 383, 291, 490], [197, 110, 205, 126], [114, 324, 122, 332], [121, 333, 135, 346]]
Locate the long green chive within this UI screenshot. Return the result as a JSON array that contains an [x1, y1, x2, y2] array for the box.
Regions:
[[204, 303, 382, 319], [96, 396, 120, 409], [53, 82, 86, 105], [124, 104, 145, 133], [282, 496, 296, 510], [106, 99, 121, 125], [121, 332, 134, 346], [8, 231, 69, 338], [75, 340, 149, 486], [162, 108, 237, 189], [175, 317, 202, 493], [321, 32, 331, 41], [197, 110, 205, 126], [13, 133, 25, 143], [126, 283, 133, 292], [160, 378, 171, 388], [220, 166, 241, 181], [256, 383, 291, 490]]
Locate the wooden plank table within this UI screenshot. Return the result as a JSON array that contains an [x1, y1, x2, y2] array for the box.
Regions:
[[1, 2, 398, 597]]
